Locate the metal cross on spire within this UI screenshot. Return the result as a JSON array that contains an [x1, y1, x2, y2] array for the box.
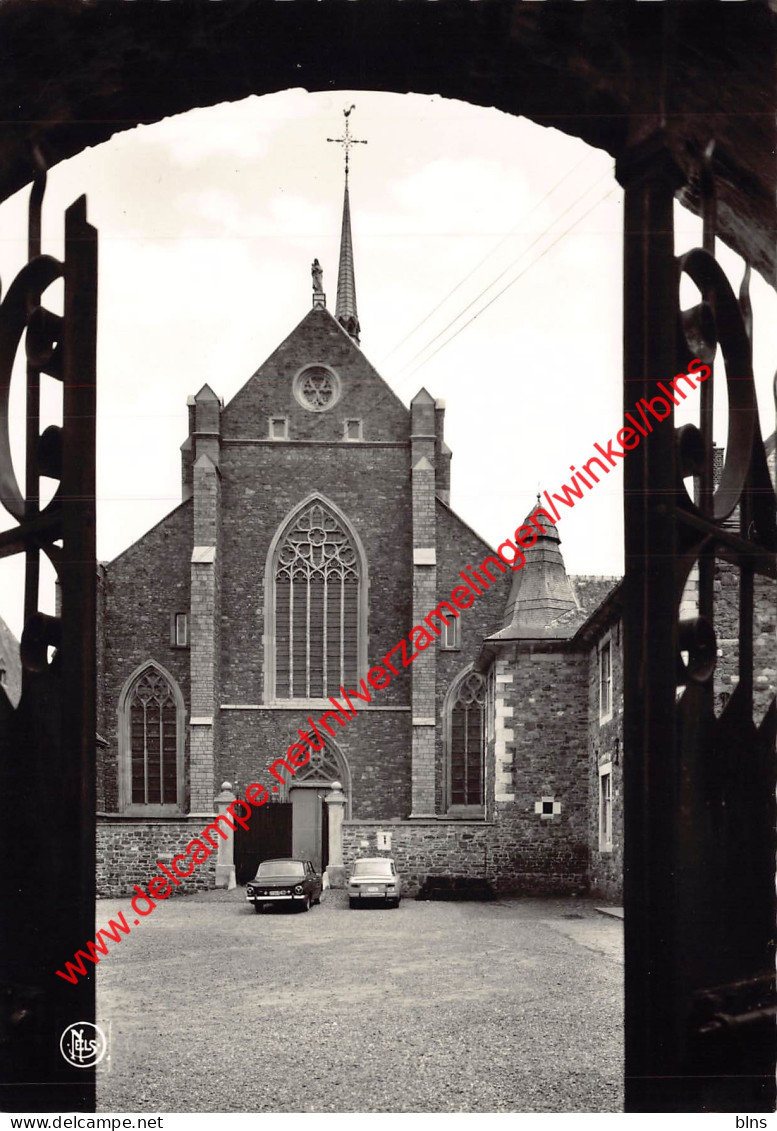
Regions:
[[327, 104, 367, 177]]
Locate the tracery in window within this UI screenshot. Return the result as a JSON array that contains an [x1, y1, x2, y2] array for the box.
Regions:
[[448, 669, 486, 808], [274, 501, 361, 699], [128, 668, 179, 806], [294, 365, 340, 412]]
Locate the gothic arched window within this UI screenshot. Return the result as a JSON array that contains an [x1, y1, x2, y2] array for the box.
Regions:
[[118, 661, 185, 814], [268, 497, 367, 701], [446, 668, 486, 811]]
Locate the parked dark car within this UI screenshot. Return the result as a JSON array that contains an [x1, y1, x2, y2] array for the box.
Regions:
[[245, 858, 323, 913]]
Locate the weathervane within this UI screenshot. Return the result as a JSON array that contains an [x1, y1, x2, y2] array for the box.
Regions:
[[327, 105, 367, 177]]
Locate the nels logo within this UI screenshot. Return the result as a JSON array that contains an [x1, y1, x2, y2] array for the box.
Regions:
[[59, 1022, 108, 1068]]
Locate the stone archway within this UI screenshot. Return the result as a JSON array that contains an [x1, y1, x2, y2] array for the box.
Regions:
[[0, 3, 773, 280], [2, 1, 775, 1114]]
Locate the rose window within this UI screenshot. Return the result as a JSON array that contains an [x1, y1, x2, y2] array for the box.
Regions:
[[294, 366, 340, 412]]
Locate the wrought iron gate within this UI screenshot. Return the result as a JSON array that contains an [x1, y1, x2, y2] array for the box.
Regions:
[[0, 165, 98, 1110], [234, 802, 293, 885], [618, 135, 776, 1112]]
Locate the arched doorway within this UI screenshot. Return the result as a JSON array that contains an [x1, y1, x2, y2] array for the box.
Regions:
[[233, 738, 350, 882], [290, 737, 351, 873]]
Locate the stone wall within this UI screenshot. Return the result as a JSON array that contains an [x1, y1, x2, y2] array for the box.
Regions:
[[586, 615, 624, 902], [485, 643, 590, 887], [343, 816, 588, 896], [97, 817, 216, 898], [714, 560, 776, 722], [0, 614, 21, 709]]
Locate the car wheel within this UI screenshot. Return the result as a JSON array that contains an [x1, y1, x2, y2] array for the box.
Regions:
[[253, 903, 263, 915], [302, 895, 311, 912], [313, 894, 321, 905], [349, 898, 357, 909], [391, 899, 400, 909]]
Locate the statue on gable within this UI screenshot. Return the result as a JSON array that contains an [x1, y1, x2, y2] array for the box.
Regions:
[[311, 258, 324, 293]]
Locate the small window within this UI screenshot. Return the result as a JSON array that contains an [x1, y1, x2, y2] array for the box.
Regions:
[[599, 764, 613, 852], [343, 419, 363, 442], [171, 613, 188, 648], [270, 416, 288, 440], [440, 617, 460, 650], [599, 637, 613, 723]]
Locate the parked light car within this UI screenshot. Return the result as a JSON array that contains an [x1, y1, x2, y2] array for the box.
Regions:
[[348, 857, 402, 908], [245, 858, 322, 913]]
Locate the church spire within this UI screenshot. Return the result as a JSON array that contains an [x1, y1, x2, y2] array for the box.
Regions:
[[336, 177, 359, 342], [328, 106, 367, 344]]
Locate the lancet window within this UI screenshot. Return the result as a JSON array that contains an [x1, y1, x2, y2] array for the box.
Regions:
[[118, 661, 185, 814], [448, 669, 486, 809]]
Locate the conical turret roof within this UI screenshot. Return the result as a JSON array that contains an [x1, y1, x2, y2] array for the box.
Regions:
[[488, 508, 580, 640]]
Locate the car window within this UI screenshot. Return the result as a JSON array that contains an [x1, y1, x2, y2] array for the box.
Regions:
[[352, 859, 393, 877], [257, 860, 305, 878]]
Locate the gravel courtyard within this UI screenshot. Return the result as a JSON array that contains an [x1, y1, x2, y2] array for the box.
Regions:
[[96, 887, 623, 1113]]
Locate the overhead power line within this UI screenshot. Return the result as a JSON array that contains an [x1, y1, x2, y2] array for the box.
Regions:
[[397, 182, 617, 386], [392, 166, 614, 383], [378, 151, 594, 367]]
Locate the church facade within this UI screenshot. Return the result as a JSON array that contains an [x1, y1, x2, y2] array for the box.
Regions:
[[93, 172, 776, 905], [94, 169, 627, 902]]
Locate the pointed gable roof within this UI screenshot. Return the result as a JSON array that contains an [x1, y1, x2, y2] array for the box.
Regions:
[[220, 304, 409, 441], [193, 383, 219, 403], [410, 387, 435, 406]]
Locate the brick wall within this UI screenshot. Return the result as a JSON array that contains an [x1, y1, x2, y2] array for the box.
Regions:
[[220, 307, 409, 444], [97, 818, 216, 897], [435, 501, 511, 812], [219, 708, 412, 819], [99, 501, 193, 813], [218, 443, 413, 708]]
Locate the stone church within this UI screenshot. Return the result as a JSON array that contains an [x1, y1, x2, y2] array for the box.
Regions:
[[94, 168, 776, 904]]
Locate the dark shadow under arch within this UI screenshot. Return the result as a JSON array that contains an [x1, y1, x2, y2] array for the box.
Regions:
[[0, 1, 773, 281]]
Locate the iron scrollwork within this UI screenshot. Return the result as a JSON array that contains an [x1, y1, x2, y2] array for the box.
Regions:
[[0, 168, 98, 1111], [619, 131, 776, 1114], [672, 153, 777, 1110]]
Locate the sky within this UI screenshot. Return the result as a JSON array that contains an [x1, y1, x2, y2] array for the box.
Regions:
[[1, 88, 775, 640]]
